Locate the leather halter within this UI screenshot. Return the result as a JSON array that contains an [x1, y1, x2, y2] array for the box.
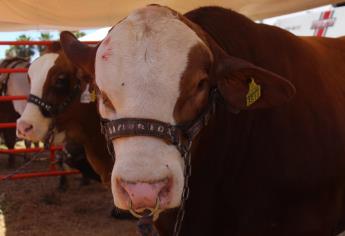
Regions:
[[27, 82, 81, 118], [102, 89, 218, 157]]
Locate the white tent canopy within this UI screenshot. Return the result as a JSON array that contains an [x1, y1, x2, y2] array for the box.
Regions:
[[0, 0, 341, 31]]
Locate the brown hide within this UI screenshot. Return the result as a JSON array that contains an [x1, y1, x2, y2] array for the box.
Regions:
[[0, 100, 18, 167], [55, 96, 113, 185], [59, 6, 345, 235], [42, 48, 113, 185], [0, 57, 29, 167], [156, 7, 345, 236]]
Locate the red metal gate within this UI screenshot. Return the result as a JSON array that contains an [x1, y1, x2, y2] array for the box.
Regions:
[[0, 40, 98, 180]]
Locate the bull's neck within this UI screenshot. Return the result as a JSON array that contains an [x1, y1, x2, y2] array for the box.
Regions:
[[66, 102, 104, 149], [78, 103, 101, 139], [56, 101, 114, 184], [191, 101, 250, 172], [186, 7, 300, 73]]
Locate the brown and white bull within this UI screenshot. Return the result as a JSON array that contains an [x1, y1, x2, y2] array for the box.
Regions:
[[15, 44, 133, 219], [16, 44, 114, 184], [59, 5, 345, 236]]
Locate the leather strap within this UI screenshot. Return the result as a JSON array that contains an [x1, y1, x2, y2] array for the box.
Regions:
[[27, 82, 81, 117], [104, 118, 179, 145], [103, 89, 218, 156], [27, 94, 54, 116]]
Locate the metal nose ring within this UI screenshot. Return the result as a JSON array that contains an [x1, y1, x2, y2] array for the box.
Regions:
[[128, 197, 160, 219]]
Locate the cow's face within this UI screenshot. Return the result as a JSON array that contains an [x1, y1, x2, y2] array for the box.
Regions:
[[60, 4, 295, 215], [95, 6, 213, 212], [17, 51, 79, 142]]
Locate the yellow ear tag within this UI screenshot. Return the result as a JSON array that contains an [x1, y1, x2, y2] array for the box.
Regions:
[[80, 83, 97, 103], [90, 89, 97, 102], [246, 78, 261, 107]]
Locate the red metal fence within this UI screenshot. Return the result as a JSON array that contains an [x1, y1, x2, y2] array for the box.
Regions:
[[0, 40, 97, 180]]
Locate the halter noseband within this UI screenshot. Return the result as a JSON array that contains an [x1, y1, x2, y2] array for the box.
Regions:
[[102, 89, 218, 157], [27, 82, 81, 118]]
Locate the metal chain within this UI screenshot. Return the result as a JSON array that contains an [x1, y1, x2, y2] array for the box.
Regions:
[[1, 119, 57, 181], [173, 140, 192, 236], [137, 213, 160, 236], [100, 119, 115, 161], [172, 92, 217, 235], [0, 148, 46, 181], [43, 121, 57, 149]]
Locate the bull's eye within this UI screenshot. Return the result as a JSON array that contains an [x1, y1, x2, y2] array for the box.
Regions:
[[55, 79, 68, 88], [54, 74, 69, 91], [197, 79, 208, 91], [57, 73, 67, 80]]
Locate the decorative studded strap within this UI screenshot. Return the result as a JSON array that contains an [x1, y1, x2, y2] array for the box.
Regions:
[[103, 89, 218, 157], [104, 117, 180, 144], [27, 82, 81, 117], [27, 94, 54, 116]]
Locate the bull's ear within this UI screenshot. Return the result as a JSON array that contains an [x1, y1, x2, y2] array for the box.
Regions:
[[215, 55, 295, 110], [47, 41, 61, 53], [60, 31, 98, 77]]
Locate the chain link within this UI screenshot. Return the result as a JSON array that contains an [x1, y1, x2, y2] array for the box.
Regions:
[[173, 140, 192, 236], [0, 148, 46, 181], [2, 119, 57, 181], [100, 119, 115, 161]]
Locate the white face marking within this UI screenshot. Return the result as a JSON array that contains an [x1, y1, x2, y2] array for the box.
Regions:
[[28, 54, 58, 98], [95, 6, 204, 209], [17, 54, 58, 141]]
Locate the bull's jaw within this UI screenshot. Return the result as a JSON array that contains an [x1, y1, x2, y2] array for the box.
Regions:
[[16, 105, 52, 142], [52, 131, 66, 145], [110, 137, 184, 214]]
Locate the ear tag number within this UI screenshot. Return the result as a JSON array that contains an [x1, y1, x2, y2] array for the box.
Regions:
[[246, 78, 261, 107], [80, 84, 96, 103]]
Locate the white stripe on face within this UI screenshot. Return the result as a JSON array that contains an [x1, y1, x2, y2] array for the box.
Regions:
[[28, 54, 58, 97], [95, 5, 205, 209], [17, 53, 58, 141], [96, 7, 204, 122]]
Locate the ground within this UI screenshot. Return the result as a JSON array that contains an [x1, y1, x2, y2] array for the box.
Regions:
[[0, 149, 136, 236]]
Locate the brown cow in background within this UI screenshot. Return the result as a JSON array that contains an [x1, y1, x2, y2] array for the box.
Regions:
[[16, 43, 132, 219], [0, 57, 30, 168]]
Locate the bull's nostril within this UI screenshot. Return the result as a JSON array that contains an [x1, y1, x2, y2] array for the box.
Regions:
[[17, 120, 34, 136], [17, 129, 24, 136], [158, 181, 171, 199], [118, 178, 171, 210], [24, 125, 33, 132]]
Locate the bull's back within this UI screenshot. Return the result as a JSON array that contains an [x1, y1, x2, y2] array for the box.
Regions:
[[298, 36, 345, 110]]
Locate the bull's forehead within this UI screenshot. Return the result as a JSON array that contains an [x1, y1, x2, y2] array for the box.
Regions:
[[28, 53, 58, 97], [95, 5, 205, 123]]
